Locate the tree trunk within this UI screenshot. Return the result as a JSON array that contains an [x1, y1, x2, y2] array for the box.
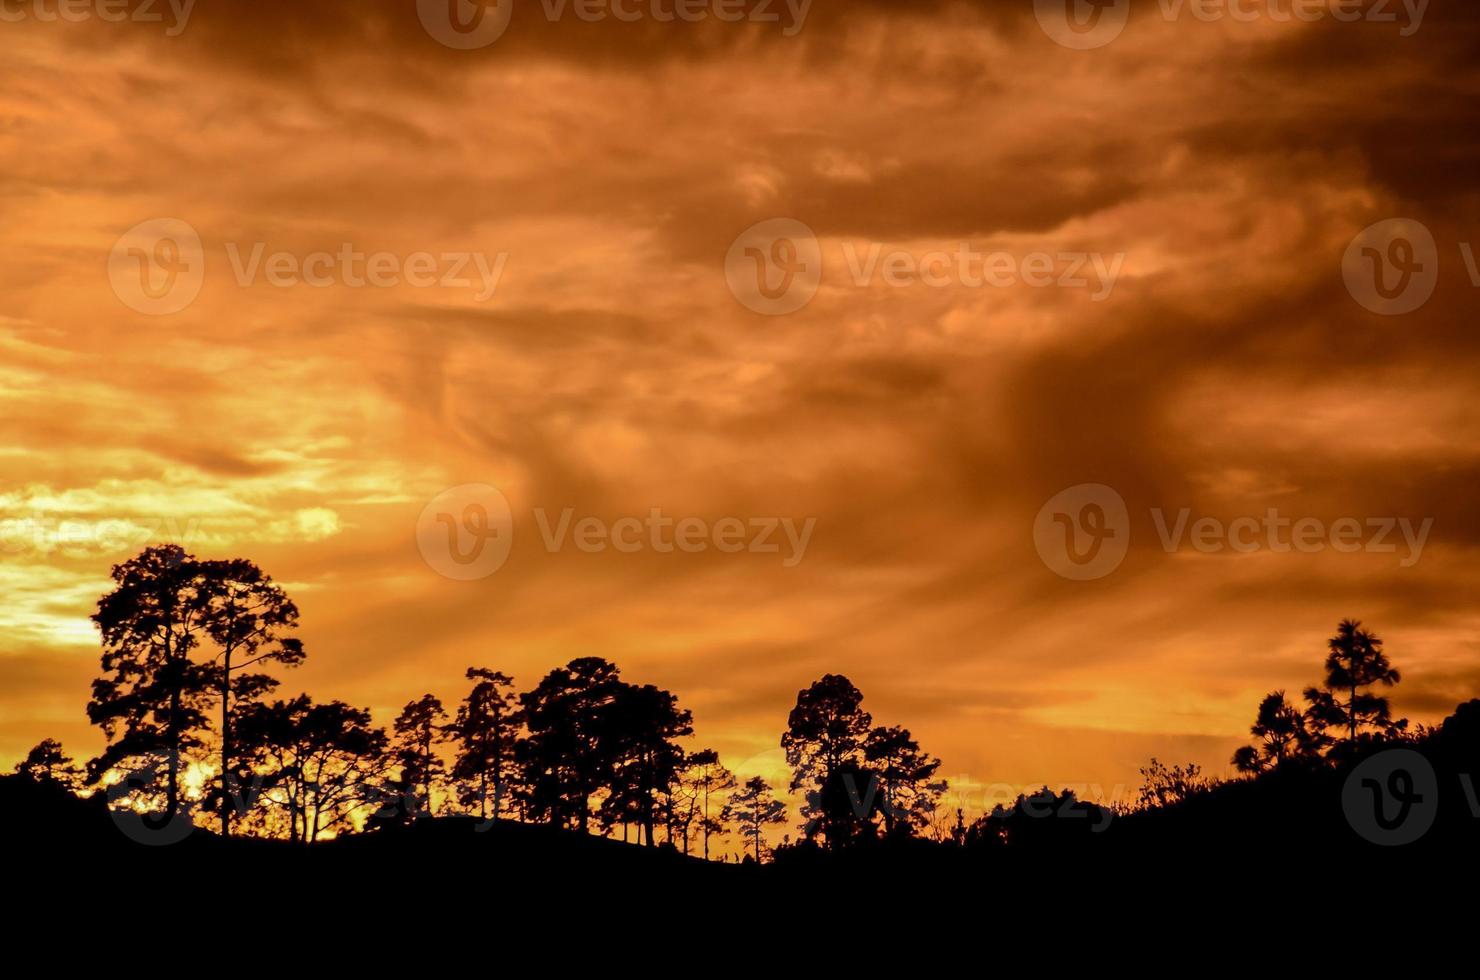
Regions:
[[421, 736, 432, 818], [168, 685, 181, 819], [220, 646, 231, 837], [164, 610, 180, 819], [219, 594, 239, 838], [641, 756, 654, 847]]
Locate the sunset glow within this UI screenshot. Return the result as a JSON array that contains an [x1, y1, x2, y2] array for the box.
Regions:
[[3, 1, 1479, 841]]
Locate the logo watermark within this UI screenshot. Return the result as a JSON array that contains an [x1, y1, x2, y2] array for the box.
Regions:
[[416, 484, 516, 581], [1342, 749, 1438, 846], [416, 487, 817, 580], [534, 508, 815, 566], [417, 0, 813, 51], [1339, 217, 1480, 316], [108, 218, 205, 315], [417, 0, 514, 48], [108, 218, 510, 315], [1033, 484, 1131, 581], [105, 755, 198, 846], [0, 515, 208, 557], [725, 218, 824, 316], [0, 0, 196, 35], [1036, 0, 1427, 50], [1034, 0, 1130, 50], [1034, 484, 1434, 580], [725, 220, 1126, 315], [944, 774, 1129, 831]]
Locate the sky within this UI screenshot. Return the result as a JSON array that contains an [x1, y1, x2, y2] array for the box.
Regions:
[[2, 0, 1479, 828]]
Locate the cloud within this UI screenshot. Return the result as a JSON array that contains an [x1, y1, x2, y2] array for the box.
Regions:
[[2, 2, 1479, 800]]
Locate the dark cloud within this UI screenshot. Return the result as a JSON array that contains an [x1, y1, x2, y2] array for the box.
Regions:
[[5, 0, 1480, 804]]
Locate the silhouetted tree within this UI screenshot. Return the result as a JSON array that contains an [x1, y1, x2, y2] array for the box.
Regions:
[[1136, 758, 1212, 810], [197, 558, 304, 837], [662, 779, 694, 851], [1232, 690, 1322, 773], [517, 657, 623, 832], [685, 749, 735, 860], [815, 760, 889, 846], [723, 775, 787, 863], [864, 724, 945, 836], [235, 695, 388, 842], [1304, 619, 1404, 746], [392, 694, 448, 819], [89, 545, 217, 818], [13, 738, 82, 790], [444, 668, 522, 821], [599, 683, 693, 846], [950, 807, 968, 846], [781, 674, 872, 849]]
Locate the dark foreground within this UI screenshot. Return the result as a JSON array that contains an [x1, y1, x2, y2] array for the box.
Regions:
[[7, 705, 1478, 911]]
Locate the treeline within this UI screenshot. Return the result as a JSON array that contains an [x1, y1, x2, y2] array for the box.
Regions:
[[1230, 618, 1406, 772], [14, 546, 951, 860], [11, 545, 1439, 859]]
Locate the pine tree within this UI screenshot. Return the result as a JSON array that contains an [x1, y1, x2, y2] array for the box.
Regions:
[[599, 683, 693, 846], [197, 558, 305, 836], [781, 674, 872, 848], [445, 668, 522, 820], [722, 775, 787, 863], [89, 545, 216, 818], [1304, 619, 1404, 746], [391, 694, 448, 819], [864, 724, 945, 836], [234, 695, 389, 842], [687, 749, 735, 860], [517, 658, 624, 832], [1231, 690, 1322, 773]]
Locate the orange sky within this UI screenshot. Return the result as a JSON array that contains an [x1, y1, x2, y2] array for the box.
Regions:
[[3, 1, 1479, 826]]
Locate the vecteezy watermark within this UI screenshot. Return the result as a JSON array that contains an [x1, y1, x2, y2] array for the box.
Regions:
[[417, 0, 514, 49], [1035, 0, 1427, 51], [1034, 483, 1434, 581], [0, 0, 196, 35], [1034, 0, 1131, 50], [725, 218, 824, 315], [416, 484, 516, 581], [534, 508, 816, 566], [725, 219, 1126, 315], [108, 218, 205, 315], [1342, 749, 1439, 846], [417, 0, 813, 50], [839, 243, 1125, 300], [222, 242, 508, 301], [943, 774, 1130, 831], [1033, 484, 1132, 581], [0, 515, 207, 557], [105, 754, 198, 846], [1149, 510, 1432, 568], [1338, 217, 1480, 316], [416, 485, 817, 580], [107, 218, 510, 315]]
